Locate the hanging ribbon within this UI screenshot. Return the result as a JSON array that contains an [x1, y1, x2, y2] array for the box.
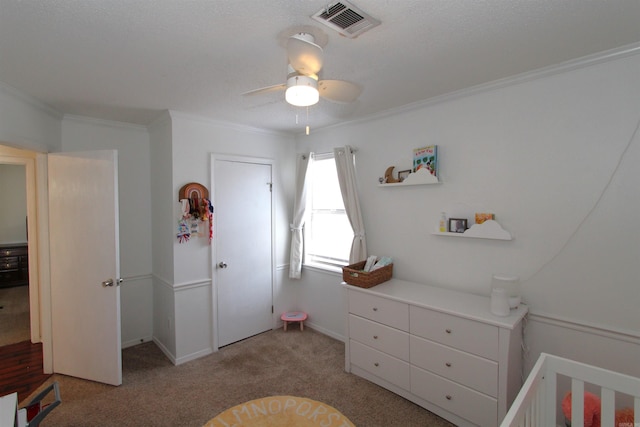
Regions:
[[180, 199, 190, 219], [207, 200, 214, 243]]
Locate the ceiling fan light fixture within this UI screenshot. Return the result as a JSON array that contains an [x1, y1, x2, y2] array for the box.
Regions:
[[285, 75, 319, 107]]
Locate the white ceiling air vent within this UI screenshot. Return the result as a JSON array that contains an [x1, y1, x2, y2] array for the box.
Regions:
[[311, 1, 380, 39]]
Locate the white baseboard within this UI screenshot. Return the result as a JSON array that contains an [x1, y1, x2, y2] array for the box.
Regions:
[[122, 335, 153, 349], [305, 321, 345, 343], [152, 337, 177, 365], [174, 347, 213, 366]]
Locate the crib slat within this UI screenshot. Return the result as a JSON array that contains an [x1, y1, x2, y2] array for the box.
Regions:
[[600, 388, 615, 427], [544, 367, 557, 427], [571, 379, 585, 427], [527, 397, 533, 426], [533, 385, 542, 426]]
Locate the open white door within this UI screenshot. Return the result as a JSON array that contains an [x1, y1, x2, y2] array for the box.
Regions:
[[48, 150, 121, 386]]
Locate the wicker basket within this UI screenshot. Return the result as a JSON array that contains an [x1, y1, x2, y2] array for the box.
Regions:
[[342, 260, 393, 288]]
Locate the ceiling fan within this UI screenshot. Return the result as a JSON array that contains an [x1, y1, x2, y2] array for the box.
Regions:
[[243, 32, 362, 107]]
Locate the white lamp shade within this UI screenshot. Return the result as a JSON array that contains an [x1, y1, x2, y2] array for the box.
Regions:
[[285, 75, 319, 107]]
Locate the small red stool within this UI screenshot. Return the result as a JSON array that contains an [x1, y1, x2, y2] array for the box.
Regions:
[[281, 311, 308, 331]]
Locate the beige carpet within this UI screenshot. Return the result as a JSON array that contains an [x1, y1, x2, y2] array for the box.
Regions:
[[0, 285, 30, 346], [24, 328, 455, 427], [205, 395, 355, 427]]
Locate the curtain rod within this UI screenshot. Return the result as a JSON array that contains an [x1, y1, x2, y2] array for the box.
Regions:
[[301, 148, 357, 159]]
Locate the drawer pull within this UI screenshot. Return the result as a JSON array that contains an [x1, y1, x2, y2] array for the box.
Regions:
[[445, 328, 452, 334], [445, 362, 452, 367], [373, 335, 378, 339], [372, 307, 378, 311], [445, 395, 452, 400], [374, 362, 379, 367]]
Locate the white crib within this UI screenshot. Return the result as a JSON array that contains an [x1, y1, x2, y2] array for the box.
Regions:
[[501, 353, 639, 427]]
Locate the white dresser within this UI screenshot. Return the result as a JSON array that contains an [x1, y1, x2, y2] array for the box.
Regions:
[[342, 279, 528, 427]]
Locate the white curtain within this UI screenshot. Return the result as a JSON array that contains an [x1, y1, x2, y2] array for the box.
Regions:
[[334, 146, 367, 263], [288, 153, 312, 279]]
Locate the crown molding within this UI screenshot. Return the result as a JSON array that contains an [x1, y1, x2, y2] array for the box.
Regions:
[[316, 42, 640, 135], [167, 110, 291, 137], [63, 114, 148, 132], [0, 80, 63, 120]]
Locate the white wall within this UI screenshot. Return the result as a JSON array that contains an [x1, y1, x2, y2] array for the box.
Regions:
[[151, 111, 296, 363], [170, 112, 296, 281], [0, 164, 27, 243], [0, 81, 61, 153], [296, 48, 640, 377], [61, 115, 154, 348], [149, 112, 175, 285], [148, 112, 177, 356]]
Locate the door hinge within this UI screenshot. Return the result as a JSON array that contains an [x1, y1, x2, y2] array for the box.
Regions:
[[271, 305, 274, 314], [267, 182, 272, 192]]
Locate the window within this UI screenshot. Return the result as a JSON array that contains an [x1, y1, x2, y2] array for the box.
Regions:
[[304, 153, 352, 270]]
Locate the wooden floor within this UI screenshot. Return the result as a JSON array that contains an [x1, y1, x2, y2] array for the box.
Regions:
[[0, 340, 50, 402]]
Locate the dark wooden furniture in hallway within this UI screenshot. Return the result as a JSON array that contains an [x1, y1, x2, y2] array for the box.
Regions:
[[0, 243, 29, 289], [0, 340, 50, 402]]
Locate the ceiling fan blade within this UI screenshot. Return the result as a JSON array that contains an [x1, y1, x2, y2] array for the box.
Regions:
[[242, 83, 286, 97], [318, 80, 362, 104], [287, 33, 323, 75]]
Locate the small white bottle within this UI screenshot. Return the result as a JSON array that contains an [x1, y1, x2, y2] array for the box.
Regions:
[[439, 212, 447, 232]]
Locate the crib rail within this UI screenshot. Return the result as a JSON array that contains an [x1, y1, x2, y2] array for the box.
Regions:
[[501, 353, 640, 427]]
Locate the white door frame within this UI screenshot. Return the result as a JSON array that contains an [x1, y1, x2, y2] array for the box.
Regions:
[[0, 146, 43, 350], [210, 154, 276, 351]]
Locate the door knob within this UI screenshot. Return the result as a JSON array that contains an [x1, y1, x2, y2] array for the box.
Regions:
[[218, 262, 228, 269], [102, 278, 123, 287]]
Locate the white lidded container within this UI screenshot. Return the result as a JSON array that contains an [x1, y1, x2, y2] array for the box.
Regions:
[[490, 288, 510, 316], [491, 275, 521, 309]]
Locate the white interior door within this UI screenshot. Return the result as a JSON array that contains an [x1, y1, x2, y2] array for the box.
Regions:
[[213, 157, 273, 348], [48, 150, 122, 386]]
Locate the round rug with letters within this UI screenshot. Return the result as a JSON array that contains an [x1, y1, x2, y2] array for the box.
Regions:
[[205, 395, 355, 427]]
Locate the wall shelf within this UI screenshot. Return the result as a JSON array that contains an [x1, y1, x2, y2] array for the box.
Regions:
[[378, 168, 440, 187], [432, 220, 512, 240]]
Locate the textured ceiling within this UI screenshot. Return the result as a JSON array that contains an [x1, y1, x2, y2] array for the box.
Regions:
[[0, 0, 639, 134]]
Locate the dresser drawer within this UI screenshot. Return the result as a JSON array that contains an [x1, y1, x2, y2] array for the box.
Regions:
[[349, 314, 409, 361], [411, 365, 497, 427], [410, 335, 498, 397], [350, 340, 411, 390], [410, 306, 499, 360], [348, 291, 409, 331], [0, 257, 19, 270], [0, 246, 27, 257]]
